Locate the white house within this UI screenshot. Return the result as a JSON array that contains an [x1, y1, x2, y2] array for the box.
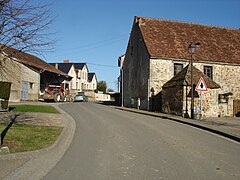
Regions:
[[51, 60, 97, 95]]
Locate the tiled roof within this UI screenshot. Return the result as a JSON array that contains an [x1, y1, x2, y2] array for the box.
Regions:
[[3, 46, 68, 76], [136, 16, 240, 64], [162, 64, 221, 89]]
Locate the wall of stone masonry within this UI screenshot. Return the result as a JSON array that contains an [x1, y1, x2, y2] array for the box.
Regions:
[[193, 63, 240, 117], [0, 56, 22, 101], [162, 86, 183, 115], [0, 55, 40, 101], [21, 63, 40, 101], [123, 22, 150, 110], [149, 59, 189, 94], [150, 58, 240, 117]]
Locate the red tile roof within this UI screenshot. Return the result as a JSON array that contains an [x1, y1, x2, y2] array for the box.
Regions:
[[136, 16, 240, 64], [2, 46, 68, 76]]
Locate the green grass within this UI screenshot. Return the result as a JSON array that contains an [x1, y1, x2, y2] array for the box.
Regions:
[[0, 124, 62, 153], [9, 105, 60, 113]]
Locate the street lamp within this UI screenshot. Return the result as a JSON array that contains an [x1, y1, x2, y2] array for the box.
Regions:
[[188, 42, 200, 119]]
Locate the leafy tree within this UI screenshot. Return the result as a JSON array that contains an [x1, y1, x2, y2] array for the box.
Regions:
[[97, 81, 107, 93]]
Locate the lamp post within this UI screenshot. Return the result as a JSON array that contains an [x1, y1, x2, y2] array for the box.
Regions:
[[188, 42, 200, 119]]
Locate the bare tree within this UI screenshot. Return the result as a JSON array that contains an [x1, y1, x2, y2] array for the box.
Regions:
[[0, 0, 55, 55]]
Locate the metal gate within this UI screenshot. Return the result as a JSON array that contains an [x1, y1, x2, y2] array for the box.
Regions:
[[233, 100, 240, 117], [21, 81, 28, 100]]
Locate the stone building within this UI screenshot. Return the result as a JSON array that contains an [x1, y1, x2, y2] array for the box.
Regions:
[[0, 46, 69, 102], [122, 16, 240, 117]]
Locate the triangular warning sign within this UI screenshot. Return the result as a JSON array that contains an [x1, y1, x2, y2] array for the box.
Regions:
[[195, 77, 208, 91]]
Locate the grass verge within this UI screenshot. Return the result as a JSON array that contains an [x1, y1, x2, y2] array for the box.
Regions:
[[0, 124, 62, 153], [9, 105, 60, 113]]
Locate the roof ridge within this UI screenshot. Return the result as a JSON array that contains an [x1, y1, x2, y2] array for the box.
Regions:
[[136, 16, 240, 31]]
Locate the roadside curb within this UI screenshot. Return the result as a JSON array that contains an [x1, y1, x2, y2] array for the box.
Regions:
[[1, 104, 76, 180], [116, 107, 240, 143]]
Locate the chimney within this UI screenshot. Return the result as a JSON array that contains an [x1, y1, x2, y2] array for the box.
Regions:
[[64, 60, 69, 63], [55, 63, 58, 69]]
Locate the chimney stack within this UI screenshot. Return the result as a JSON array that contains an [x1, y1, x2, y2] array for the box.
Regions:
[[64, 60, 69, 63], [55, 63, 58, 69]]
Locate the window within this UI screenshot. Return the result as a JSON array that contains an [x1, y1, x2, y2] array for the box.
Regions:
[[218, 93, 232, 103], [29, 82, 34, 89], [204, 66, 213, 79], [174, 63, 183, 76], [76, 82, 78, 90]]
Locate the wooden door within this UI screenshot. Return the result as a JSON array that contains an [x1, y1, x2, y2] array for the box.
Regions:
[[233, 100, 240, 117]]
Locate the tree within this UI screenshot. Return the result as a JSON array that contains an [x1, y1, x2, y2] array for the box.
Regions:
[[97, 81, 107, 93], [0, 0, 55, 55]]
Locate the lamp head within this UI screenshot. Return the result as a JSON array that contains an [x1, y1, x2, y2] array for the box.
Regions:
[[188, 42, 200, 54]]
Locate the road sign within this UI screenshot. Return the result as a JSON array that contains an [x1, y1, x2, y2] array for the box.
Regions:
[[196, 77, 208, 91]]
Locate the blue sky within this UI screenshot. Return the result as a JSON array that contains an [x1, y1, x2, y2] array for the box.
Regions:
[[42, 0, 240, 91]]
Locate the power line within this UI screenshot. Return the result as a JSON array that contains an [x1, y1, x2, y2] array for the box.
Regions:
[[48, 33, 129, 58], [86, 62, 118, 68]]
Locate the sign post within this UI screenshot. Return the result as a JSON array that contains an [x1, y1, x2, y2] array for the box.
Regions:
[[195, 77, 208, 119]]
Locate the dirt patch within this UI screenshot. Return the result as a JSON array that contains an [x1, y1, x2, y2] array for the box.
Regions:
[[0, 112, 62, 127]]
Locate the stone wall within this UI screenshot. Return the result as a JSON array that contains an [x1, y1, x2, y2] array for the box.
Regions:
[[162, 86, 183, 115], [150, 58, 240, 117], [21, 63, 40, 101], [0, 55, 40, 101], [0, 56, 22, 101], [123, 22, 150, 110], [194, 63, 240, 117], [149, 58, 189, 94]]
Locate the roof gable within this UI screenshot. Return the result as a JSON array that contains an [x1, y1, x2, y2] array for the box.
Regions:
[[88, 73, 96, 82], [135, 16, 240, 64], [50, 62, 89, 75], [163, 64, 220, 89], [73, 63, 87, 70]]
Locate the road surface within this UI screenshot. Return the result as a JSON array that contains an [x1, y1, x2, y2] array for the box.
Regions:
[[44, 102, 240, 180]]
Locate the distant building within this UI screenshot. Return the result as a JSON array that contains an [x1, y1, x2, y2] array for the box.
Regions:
[[50, 60, 97, 95], [121, 16, 240, 117]]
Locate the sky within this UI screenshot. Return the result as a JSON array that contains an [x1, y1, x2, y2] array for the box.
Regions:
[[41, 0, 240, 91]]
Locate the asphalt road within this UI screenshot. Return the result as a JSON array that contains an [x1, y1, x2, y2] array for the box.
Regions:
[[44, 102, 240, 180]]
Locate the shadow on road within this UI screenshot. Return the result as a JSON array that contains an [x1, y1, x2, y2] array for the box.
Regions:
[[96, 101, 120, 107]]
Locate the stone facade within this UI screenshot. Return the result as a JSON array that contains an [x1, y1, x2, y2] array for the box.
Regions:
[[0, 55, 39, 101], [124, 52, 240, 117], [162, 86, 183, 115], [150, 58, 240, 117], [123, 21, 150, 109], [122, 16, 240, 117]]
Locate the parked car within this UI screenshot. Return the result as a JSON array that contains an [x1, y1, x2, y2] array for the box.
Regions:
[[73, 94, 88, 102]]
